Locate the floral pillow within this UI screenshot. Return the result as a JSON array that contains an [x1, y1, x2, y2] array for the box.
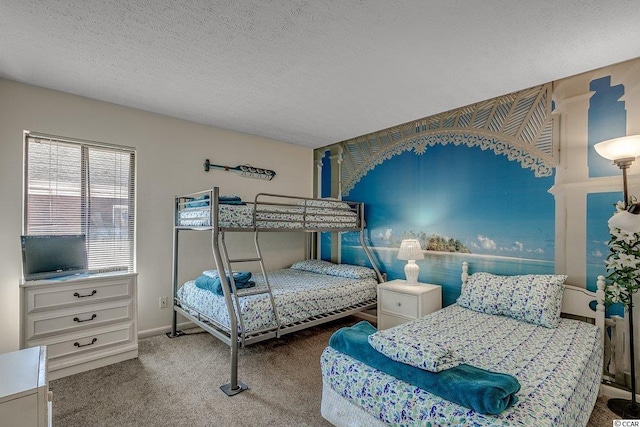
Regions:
[[290, 259, 376, 279], [456, 272, 567, 328]]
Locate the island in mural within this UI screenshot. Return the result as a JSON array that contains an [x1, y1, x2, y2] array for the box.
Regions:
[[380, 230, 470, 253]]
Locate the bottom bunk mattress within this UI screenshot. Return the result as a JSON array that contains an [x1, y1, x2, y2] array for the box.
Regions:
[[177, 265, 377, 334], [320, 304, 603, 427]]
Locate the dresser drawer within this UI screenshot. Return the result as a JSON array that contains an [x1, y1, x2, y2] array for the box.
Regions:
[[26, 299, 133, 341], [27, 323, 135, 362], [24, 276, 134, 314], [380, 289, 418, 318]]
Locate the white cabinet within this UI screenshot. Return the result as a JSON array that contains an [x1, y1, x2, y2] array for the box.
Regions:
[[377, 279, 442, 330], [20, 273, 138, 380], [0, 346, 51, 427]]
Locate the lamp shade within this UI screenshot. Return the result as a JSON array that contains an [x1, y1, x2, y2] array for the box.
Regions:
[[397, 239, 424, 261], [594, 135, 640, 161]]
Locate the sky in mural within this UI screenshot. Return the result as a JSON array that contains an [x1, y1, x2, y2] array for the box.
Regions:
[[345, 143, 556, 262]]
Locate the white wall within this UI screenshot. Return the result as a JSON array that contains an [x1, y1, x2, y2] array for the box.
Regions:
[[0, 79, 312, 354]]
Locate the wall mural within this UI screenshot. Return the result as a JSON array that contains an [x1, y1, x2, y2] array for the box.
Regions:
[[586, 74, 628, 317], [341, 144, 556, 307], [318, 84, 558, 307], [317, 62, 637, 309]]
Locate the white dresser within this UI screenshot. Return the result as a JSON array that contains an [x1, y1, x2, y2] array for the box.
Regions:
[[377, 279, 442, 330], [20, 273, 138, 380], [0, 346, 51, 427]]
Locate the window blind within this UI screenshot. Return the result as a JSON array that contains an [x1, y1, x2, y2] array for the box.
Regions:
[[24, 132, 136, 273]]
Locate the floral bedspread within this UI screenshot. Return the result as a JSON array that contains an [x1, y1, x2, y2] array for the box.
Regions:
[[177, 268, 377, 333], [321, 304, 602, 426]]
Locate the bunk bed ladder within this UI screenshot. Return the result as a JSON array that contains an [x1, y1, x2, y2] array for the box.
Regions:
[[218, 231, 282, 343], [253, 229, 283, 337]]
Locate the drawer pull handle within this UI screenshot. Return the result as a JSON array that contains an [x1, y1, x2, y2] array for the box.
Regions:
[[74, 338, 97, 348], [396, 302, 402, 306], [73, 314, 97, 323], [74, 290, 97, 298]]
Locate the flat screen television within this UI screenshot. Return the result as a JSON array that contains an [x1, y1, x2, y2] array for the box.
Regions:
[[21, 234, 88, 281]]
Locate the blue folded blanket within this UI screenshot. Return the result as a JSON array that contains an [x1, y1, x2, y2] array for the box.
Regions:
[[329, 321, 520, 415], [218, 195, 246, 205], [185, 194, 210, 208], [185, 194, 246, 207], [194, 271, 255, 296]]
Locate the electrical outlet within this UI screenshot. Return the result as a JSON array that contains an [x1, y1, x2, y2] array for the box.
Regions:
[[159, 296, 169, 309]]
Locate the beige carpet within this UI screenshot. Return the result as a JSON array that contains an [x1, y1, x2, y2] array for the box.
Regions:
[[51, 316, 617, 426]]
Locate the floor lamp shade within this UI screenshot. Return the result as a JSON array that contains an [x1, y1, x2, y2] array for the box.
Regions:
[[397, 239, 424, 285], [594, 135, 640, 161]]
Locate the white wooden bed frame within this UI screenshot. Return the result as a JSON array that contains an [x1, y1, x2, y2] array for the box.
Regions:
[[321, 261, 607, 426]]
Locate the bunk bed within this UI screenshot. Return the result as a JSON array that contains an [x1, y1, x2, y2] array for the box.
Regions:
[[169, 187, 383, 396], [320, 262, 606, 426]]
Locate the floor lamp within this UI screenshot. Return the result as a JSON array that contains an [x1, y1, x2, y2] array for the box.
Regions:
[[595, 134, 640, 419]]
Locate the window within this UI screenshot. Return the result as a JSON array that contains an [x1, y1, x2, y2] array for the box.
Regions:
[[23, 131, 136, 273]]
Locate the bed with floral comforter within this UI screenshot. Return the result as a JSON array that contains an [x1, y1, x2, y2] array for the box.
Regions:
[[177, 260, 378, 334], [320, 270, 604, 427]]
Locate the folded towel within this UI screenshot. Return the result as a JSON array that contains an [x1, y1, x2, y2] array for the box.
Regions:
[[368, 328, 463, 372], [329, 321, 520, 415], [185, 194, 210, 208], [195, 271, 255, 296], [217, 195, 246, 205], [202, 270, 252, 282]]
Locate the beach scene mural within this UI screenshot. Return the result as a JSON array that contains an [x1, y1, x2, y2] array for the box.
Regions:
[[317, 62, 639, 312], [332, 143, 556, 307]]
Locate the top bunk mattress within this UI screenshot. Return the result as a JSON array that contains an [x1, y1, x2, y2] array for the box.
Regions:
[[321, 304, 603, 427], [178, 204, 359, 228], [177, 266, 378, 334], [175, 191, 361, 230]]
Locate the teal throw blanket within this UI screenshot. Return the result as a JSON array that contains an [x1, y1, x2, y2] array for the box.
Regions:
[[185, 194, 210, 208], [195, 271, 255, 296], [218, 195, 246, 205], [329, 321, 520, 415]]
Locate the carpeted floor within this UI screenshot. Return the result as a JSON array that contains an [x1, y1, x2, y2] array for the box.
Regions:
[[50, 316, 618, 426]]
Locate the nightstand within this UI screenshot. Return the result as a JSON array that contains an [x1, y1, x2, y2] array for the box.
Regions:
[[0, 346, 51, 427], [377, 279, 442, 330]]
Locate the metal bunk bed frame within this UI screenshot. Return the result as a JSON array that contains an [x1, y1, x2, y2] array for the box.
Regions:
[[168, 187, 383, 396]]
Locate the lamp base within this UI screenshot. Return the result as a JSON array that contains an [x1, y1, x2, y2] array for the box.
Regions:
[[608, 398, 640, 419], [404, 260, 419, 285]]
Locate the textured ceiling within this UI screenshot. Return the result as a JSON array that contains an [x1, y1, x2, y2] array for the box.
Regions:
[[2, 1, 640, 149]]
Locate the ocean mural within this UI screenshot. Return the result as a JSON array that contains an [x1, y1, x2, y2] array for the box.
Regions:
[[338, 143, 556, 306]]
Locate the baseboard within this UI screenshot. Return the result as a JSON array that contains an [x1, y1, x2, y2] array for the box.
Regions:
[[138, 321, 197, 339], [49, 348, 138, 380], [601, 383, 640, 401]]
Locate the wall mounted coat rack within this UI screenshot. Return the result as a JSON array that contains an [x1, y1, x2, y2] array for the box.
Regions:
[[203, 159, 276, 181]]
